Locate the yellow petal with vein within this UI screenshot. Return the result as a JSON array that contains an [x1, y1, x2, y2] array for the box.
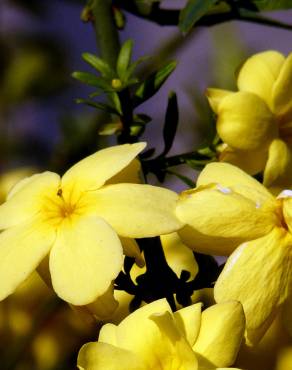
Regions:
[[173, 302, 202, 347], [193, 301, 245, 368], [161, 233, 198, 280], [120, 237, 144, 267], [114, 299, 173, 366], [87, 183, 183, 238], [272, 52, 292, 115], [106, 159, 143, 185], [219, 145, 267, 176], [149, 311, 198, 370], [197, 162, 274, 205], [215, 227, 292, 345], [0, 172, 60, 230], [77, 342, 146, 370], [49, 216, 123, 305], [0, 217, 55, 300], [176, 186, 275, 255], [61, 143, 146, 194], [206, 88, 234, 114], [264, 138, 292, 189], [217, 91, 276, 151], [237, 50, 285, 108]]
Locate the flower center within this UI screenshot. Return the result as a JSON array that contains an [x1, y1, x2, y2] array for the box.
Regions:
[[42, 187, 80, 227]]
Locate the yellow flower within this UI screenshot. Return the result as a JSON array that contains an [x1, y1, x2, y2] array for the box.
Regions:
[[0, 143, 183, 309], [77, 298, 245, 370], [206, 50, 292, 190], [176, 162, 292, 345]]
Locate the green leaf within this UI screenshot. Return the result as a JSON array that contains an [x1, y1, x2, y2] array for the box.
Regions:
[[133, 113, 152, 125], [133, 61, 177, 107], [162, 91, 179, 156], [186, 158, 213, 170], [117, 39, 134, 80], [98, 122, 122, 135], [252, 0, 292, 10], [109, 92, 122, 115], [124, 56, 150, 81], [166, 170, 196, 188], [75, 98, 118, 115], [72, 71, 112, 91], [82, 53, 114, 78], [179, 0, 218, 33]]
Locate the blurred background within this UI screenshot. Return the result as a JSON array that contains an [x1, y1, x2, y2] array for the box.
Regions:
[[0, 1, 292, 369]]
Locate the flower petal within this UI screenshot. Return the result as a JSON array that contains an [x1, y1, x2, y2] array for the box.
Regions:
[[173, 302, 202, 347], [80, 283, 119, 321], [0, 172, 60, 230], [77, 342, 146, 370], [149, 311, 198, 370], [0, 217, 55, 300], [272, 52, 292, 116], [106, 159, 143, 185], [197, 162, 275, 205], [193, 301, 245, 368], [120, 237, 145, 268], [61, 143, 146, 194], [219, 145, 268, 176], [283, 196, 292, 235], [237, 50, 285, 108], [263, 138, 292, 189], [86, 184, 183, 238], [217, 91, 277, 151], [176, 185, 275, 255], [214, 227, 292, 345], [49, 216, 123, 305], [161, 233, 198, 280], [206, 88, 234, 114]]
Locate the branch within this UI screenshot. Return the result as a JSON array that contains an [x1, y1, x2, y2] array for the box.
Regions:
[[113, 1, 292, 30], [91, 0, 120, 68]]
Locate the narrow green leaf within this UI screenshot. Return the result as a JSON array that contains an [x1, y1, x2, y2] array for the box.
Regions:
[[179, 0, 218, 33], [109, 92, 122, 115], [133, 113, 152, 125], [75, 98, 118, 115], [124, 56, 150, 81], [166, 170, 196, 188], [98, 122, 122, 135], [186, 158, 213, 170], [253, 0, 292, 10], [82, 53, 115, 78], [162, 91, 179, 156], [133, 61, 177, 107], [72, 71, 112, 91], [140, 147, 155, 159], [117, 39, 134, 80]]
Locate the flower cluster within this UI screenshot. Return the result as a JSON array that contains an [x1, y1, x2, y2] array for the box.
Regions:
[[1, 49, 292, 370]]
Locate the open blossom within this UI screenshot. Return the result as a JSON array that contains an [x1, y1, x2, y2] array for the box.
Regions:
[[175, 162, 292, 345], [206, 50, 292, 190], [0, 143, 183, 310], [77, 298, 245, 370]]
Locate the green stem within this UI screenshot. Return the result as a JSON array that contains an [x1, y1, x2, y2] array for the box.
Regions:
[[91, 0, 120, 69], [91, 1, 135, 144]]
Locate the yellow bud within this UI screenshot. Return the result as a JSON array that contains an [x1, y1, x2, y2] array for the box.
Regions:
[[111, 78, 122, 89]]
